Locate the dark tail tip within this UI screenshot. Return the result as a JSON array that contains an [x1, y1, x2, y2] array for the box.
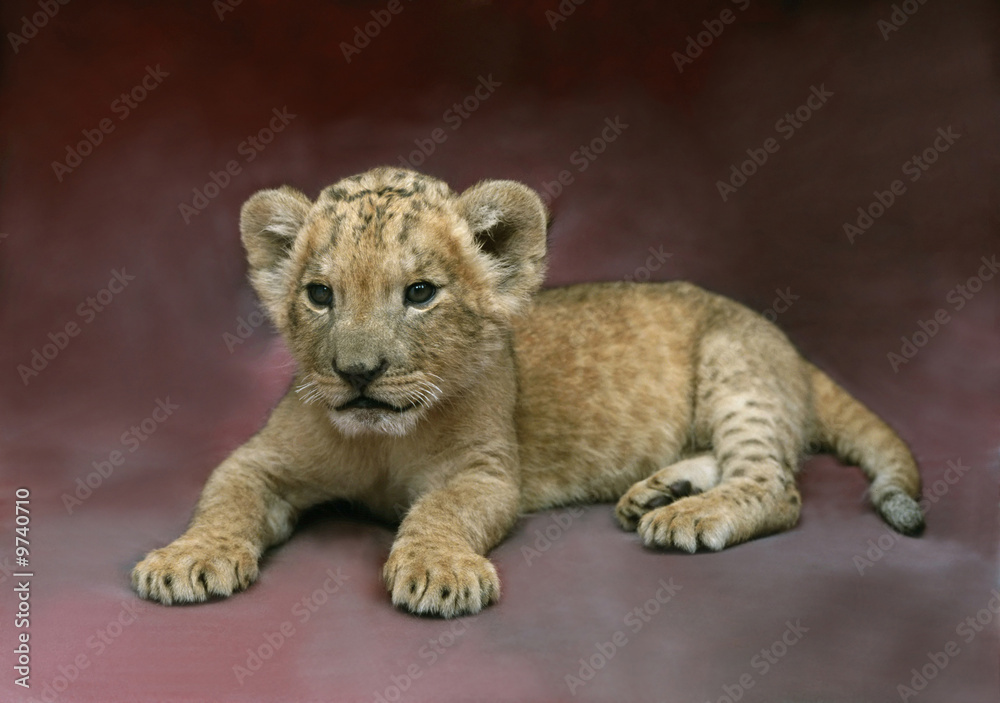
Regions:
[[878, 492, 926, 536]]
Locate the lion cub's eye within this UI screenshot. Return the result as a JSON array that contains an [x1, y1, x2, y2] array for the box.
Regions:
[[306, 283, 333, 307], [404, 281, 437, 306]]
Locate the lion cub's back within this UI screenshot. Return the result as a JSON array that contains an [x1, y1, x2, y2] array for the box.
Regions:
[[512, 281, 713, 509]]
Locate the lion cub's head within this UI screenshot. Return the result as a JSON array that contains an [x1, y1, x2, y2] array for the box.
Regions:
[[239, 167, 547, 436]]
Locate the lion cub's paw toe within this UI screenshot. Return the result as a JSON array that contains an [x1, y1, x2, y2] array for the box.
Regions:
[[616, 478, 698, 531], [132, 536, 259, 605], [636, 496, 736, 553], [383, 544, 499, 618]]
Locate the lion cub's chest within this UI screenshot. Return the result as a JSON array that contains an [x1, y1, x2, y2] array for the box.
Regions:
[[319, 436, 441, 522]]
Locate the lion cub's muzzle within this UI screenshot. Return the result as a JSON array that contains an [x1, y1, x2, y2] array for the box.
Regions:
[[337, 395, 415, 413], [331, 359, 416, 413], [334, 358, 388, 394]]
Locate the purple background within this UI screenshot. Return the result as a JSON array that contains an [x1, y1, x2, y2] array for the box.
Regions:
[[1, 1, 997, 701]]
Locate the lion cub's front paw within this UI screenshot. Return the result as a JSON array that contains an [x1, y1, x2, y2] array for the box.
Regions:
[[132, 535, 259, 605], [383, 542, 500, 618]]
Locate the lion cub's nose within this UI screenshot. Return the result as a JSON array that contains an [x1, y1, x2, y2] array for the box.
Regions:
[[334, 359, 388, 393]]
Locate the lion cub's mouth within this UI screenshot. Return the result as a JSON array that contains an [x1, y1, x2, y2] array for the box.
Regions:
[[336, 396, 414, 413]]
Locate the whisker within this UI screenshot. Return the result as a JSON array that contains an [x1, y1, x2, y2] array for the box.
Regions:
[[302, 388, 325, 405], [422, 384, 440, 405], [420, 378, 439, 398], [410, 385, 430, 408], [407, 389, 424, 409], [295, 380, 317, 395]]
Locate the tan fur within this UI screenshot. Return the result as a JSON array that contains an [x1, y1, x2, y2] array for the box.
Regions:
[[132, 167, 924, 616]]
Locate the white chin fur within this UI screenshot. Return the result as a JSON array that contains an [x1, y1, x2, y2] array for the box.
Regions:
[[328, 408, 420, 437]]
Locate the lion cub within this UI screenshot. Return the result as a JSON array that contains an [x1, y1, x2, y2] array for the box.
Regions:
[[132, 167, 923, 617]]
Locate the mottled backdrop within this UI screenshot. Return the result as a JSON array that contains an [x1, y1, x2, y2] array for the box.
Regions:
[[1, 1, 997, 702]]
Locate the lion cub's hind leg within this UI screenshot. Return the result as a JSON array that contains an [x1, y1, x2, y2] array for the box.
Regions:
[[635, 324, 809, 553], [616, 454, 721, 531]]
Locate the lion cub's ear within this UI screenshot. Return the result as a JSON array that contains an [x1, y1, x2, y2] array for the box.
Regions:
[[240, 186, 312, 270], [459, 180, 548, 315], [239, 186, 312, 327]]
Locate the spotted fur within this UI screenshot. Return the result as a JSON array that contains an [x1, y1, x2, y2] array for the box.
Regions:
[[132, 167, 923, 616]]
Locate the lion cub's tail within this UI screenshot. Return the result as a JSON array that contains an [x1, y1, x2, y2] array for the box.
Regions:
[[807, 363, 924, 535]]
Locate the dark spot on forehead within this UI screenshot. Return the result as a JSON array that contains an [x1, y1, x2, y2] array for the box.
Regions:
[[323, 186, 349, 201], [413, 249, 434, 268], [313, 210, 345, 249], [328, 186, 419, 203]]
